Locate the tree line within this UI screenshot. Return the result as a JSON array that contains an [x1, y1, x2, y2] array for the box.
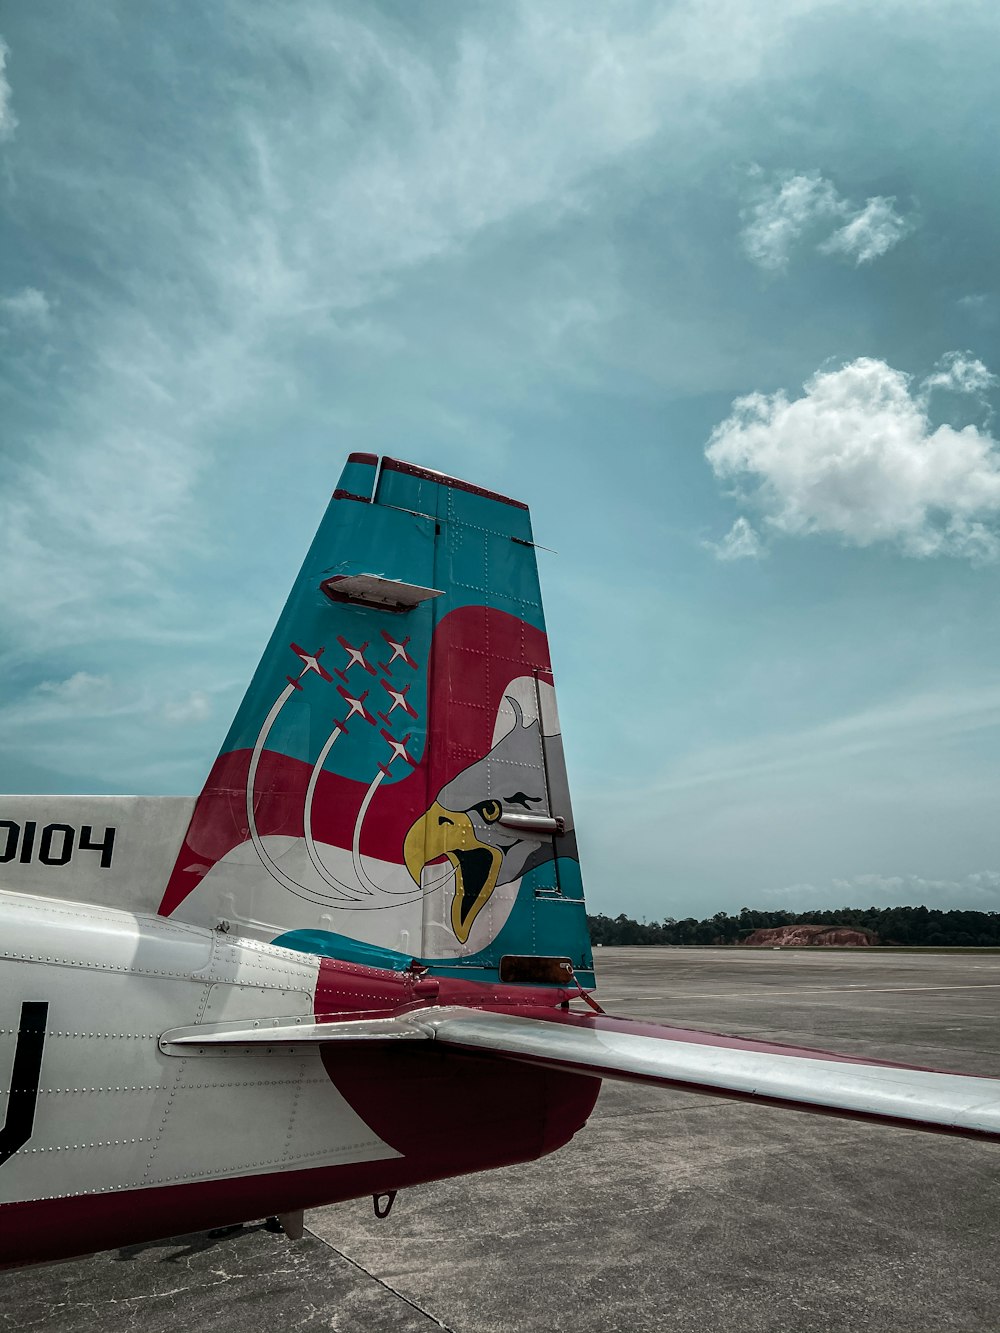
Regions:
[[587, 904, 1000, 948]]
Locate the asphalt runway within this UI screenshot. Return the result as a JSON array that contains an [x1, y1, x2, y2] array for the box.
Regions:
[[6, 947, 1000, 1333]]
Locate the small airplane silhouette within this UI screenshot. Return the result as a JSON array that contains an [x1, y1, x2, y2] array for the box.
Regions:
[[285, 642, 333, 690], [378, 728, 418, 773], [378, 629, 417, 673], [336, 686, 377, 726], [334, 636, 377, 683], [379, 678, 418, 719]]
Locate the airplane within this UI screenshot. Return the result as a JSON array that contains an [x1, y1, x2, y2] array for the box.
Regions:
[[378, 678, 418, 719], [335, 685, 377, 726], [2, 450, 1000, 1272], [377, 728, 419, 774], [286, 642, 333, 690], [334, 636, 377, 683], [378, 630, 417, 673]]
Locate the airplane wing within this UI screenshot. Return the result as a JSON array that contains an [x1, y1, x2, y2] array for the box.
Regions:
[[161, 1004, 1000, 1142]]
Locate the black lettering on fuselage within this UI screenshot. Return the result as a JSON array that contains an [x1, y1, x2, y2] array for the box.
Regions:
[[0, 1002, 48, 1168], [0, 822, 116, 870]]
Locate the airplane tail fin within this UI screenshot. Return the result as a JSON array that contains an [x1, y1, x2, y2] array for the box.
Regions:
[[159, 456, 593, 986]]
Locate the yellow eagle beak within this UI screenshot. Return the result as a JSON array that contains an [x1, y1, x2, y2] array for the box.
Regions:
[[404, 800, 503, 944]]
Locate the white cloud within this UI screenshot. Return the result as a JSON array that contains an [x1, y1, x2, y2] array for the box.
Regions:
[[5, 672, 122, 728], [705, 355, 1000, 560], [818, 195, 911, 265], [741, 172, 913, 271], [3, 668, 220, 764], [740, 170, 843, 271], [0, 36, 15, 141], [162, 690, 211, 725], [0, 2, 832, 662], [35, 671, 112, 707], [221, 4, 824, 312], [0, 286, 52, 328], [706, 516, 765, 561], [921, 350, 998, 399]]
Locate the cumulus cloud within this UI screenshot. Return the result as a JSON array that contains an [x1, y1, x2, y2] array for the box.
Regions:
[[0, 287, 52, 328], [741, 170, 913, 271], [740, 170, 843, 271], [705, 355, 1000, 560], [705, 516, 765, 561], [0, 37, 15, 141], [921, 350, 997, 399], [817, 195, 912, 265]]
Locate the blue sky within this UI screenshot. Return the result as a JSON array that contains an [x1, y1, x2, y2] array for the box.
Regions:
[[3, 2, 1000, 920]]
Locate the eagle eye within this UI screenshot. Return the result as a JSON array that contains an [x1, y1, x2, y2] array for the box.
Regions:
[[473, 799, 502, 823]]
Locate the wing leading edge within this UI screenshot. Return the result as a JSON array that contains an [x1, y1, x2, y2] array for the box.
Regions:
[[161, 1005, 1000, 1142]]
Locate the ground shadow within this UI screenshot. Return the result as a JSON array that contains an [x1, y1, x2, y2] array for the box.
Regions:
[[115, 1220, 277, 1264]]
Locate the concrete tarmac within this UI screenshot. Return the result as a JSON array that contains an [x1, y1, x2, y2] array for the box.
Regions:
[[6, 947, 1000, 1332]]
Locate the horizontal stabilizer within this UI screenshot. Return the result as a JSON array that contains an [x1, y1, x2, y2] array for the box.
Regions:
[[423, 1009, 1000, 1141], [159, 1005, 1000, 1141], [159, 1012, 428, 1054]]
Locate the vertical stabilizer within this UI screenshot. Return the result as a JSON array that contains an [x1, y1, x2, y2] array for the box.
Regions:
[[159, 456, 592, 985]]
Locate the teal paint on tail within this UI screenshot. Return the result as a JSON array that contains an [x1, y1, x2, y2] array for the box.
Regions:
[[160, 456, 593, 987]]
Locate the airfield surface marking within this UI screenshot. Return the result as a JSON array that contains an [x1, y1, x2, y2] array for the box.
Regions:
[[609, 981, 1000, 1000]]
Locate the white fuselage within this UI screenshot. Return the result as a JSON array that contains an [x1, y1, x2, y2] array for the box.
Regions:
[[0, 890, 397, 1212]]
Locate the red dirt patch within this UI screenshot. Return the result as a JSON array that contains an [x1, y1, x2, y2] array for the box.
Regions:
[[742, 924, 875, 947]]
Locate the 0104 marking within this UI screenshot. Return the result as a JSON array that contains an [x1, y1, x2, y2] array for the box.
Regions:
[[0, 821, 116, 869]]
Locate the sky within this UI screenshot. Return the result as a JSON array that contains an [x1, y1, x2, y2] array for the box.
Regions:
[[2, 1, 1000, 921]]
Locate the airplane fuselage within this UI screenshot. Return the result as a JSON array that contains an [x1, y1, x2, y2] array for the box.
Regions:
[[0, 890, 598, 1267]]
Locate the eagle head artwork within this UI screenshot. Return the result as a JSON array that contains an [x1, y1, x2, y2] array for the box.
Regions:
[[403, 693, 572, 944]]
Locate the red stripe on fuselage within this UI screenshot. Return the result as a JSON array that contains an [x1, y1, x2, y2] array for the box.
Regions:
[[0, 1048, 598, 1269]]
